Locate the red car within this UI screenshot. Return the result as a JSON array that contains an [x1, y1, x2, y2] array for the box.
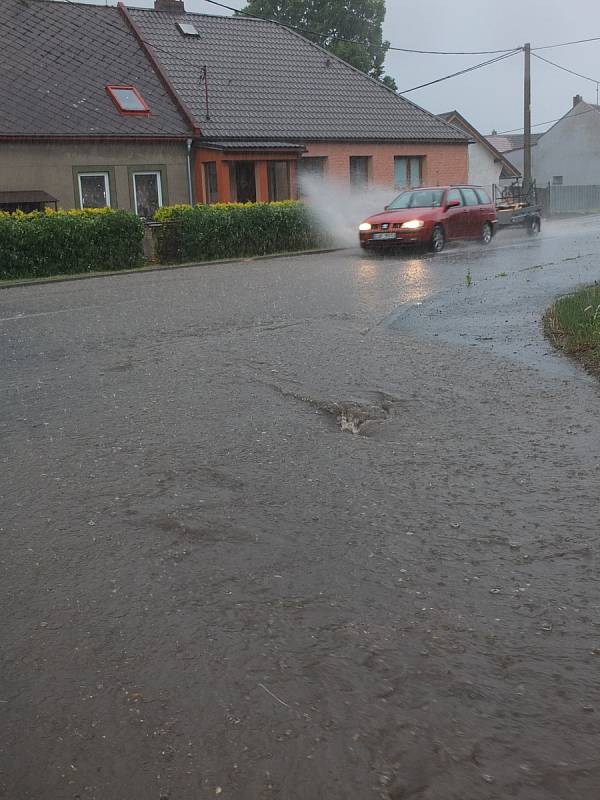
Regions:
[[359, 185, 497, 253]]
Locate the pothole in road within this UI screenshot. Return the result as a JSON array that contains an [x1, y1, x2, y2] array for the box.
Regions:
[[336, 399, 390, 434], [266, 382, 402, 436]]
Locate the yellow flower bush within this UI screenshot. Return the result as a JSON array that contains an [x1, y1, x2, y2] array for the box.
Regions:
[[153, 201, 324, 263]]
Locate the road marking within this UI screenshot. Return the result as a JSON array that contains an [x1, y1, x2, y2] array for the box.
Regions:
[[0, 308, 81, 323], [0, 299, 138, 324]]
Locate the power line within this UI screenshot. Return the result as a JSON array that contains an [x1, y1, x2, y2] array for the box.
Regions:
[[204, 0, 525, 95], [67, 0, 521, 97], [52, 0, 600, 105], [496, 104, 599, 135], [36, 0, 524, 108], [54, 0, 600, 84], [496, 125, 540, 135], [533, 35, 600, 51], [531, 51, 600, 86], [54, 0, 600, 61], [200, 0, 520, 55], [389, 45, 519, 55], [399, 49, 521, 94], [496, 118, 559, 134], [202, 1, 600, 57], [57, 0, 514, 87]]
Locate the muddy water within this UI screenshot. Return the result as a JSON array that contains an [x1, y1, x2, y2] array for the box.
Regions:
[[1, 219, 600, 799]]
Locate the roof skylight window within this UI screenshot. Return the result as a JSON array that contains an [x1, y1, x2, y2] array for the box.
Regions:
[[176, 22, 199, 36], [106, 85, 150, 115]]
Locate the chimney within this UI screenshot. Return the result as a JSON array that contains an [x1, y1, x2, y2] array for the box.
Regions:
[[573, 94, 583, 107], [154, 0, 185, 12]]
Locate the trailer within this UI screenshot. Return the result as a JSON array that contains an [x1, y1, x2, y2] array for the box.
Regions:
[[494, 183, 542, 235]]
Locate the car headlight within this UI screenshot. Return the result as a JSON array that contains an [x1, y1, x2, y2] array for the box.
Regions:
[[401, 219, 425, 230], [359, 222, 372, 231]]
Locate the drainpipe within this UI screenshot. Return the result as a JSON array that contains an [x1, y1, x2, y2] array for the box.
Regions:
[[186, 138, 194, 205]]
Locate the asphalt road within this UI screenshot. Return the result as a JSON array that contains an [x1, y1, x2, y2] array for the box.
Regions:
[[2, 218, 600, 800]]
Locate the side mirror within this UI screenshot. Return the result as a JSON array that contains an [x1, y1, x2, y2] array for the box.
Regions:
[[446, 198, 461, 209], [384, 204, 390, 210]]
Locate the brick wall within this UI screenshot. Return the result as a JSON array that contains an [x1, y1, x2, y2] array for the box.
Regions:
[[192, 141, 468, 204], [302, 141, 468, 188]]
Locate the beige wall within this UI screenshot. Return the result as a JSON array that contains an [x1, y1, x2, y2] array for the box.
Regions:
[[0, 140, 190, 210]]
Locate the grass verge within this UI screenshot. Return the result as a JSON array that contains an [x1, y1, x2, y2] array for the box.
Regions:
[[544, 282, 600, 378]]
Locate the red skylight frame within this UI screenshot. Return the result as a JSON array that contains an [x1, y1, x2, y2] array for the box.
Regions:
[[106, 85, 150, 116]]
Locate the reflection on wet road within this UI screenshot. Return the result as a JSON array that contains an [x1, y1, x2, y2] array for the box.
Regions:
[[1, 217, 600, 799], [388, 221, 600, 378]]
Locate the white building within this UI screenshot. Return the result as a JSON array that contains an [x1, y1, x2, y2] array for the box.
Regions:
[[438, 111, 520, 197], [488, 96, 600, 188], [534, 96, 600, 186]]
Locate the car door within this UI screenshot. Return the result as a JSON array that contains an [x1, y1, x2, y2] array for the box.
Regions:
[[443, 188, 467, 239], [475, 187, 495, 224], [460, 187, 482, 238]]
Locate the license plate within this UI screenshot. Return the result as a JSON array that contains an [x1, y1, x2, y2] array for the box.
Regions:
[[371, 232, 396, 241]]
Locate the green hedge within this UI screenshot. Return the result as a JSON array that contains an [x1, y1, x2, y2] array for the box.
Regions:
[[0, 208, 144, 280], [153, 201, 325, 263]]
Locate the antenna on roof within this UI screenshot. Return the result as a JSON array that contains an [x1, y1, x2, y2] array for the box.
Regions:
[[200, 66, 210, 120]]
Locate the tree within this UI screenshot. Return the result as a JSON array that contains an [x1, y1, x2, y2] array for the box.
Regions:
[[238, 0, 397, 91]]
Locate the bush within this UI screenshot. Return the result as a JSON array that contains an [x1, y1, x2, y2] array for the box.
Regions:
[[0, 208, 144, 280], [153, 201, 326, 263]]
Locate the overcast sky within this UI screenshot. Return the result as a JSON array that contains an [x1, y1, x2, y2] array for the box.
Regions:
[[62, 0, 600, 135]]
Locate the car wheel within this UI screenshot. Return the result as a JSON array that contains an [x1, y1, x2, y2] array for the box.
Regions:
[[481, 222, 493, 245], [430, 225, 445, 253], [527, 216, 541, 235]]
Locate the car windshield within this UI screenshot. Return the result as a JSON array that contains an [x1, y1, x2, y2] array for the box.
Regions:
[[388, 189, 445, 209]]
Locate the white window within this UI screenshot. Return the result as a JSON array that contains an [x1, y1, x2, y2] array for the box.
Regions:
[[394, 157, 422, 189], [132, 171, 163, 218], [78, 172, 111, 208]]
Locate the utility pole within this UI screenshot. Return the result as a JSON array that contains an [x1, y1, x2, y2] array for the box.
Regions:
[[523, 42, 532, 198]]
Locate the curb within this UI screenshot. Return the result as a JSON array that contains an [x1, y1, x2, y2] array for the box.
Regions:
[[0, 247, 345, 290]]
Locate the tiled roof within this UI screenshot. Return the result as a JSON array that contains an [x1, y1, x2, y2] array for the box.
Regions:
[[127, 7, 468, 143], [0, 0, 191, 138], [486, 133, 543, 152], [438, 111, 520, 178]]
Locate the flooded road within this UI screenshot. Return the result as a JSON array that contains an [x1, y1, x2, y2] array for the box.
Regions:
[[2, 218, 600, 799]]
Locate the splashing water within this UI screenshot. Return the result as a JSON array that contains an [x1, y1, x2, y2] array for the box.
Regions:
[[299, 175, 397, 247]]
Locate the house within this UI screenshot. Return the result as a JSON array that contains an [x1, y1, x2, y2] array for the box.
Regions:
[[523, 95, 600, 187], [0, 0, 196, 215], [0, 0, 469, 214], [438, 111, 520, 198], [124, 0, 469, 204]]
